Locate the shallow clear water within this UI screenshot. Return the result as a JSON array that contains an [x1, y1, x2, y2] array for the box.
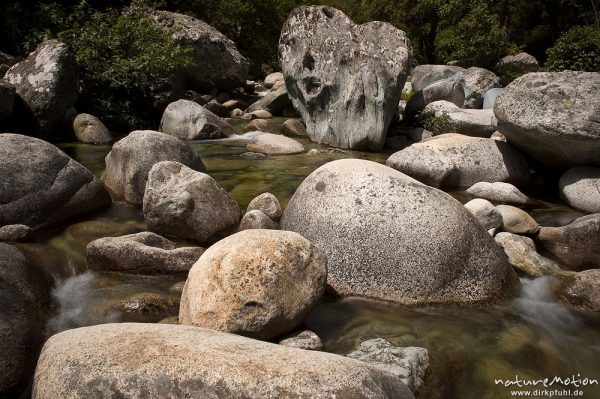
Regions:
[[25, 130, 600, 398]]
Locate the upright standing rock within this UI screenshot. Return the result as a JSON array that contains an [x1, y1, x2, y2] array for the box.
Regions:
[[4, 40, 79, 134], [279, 6, 412, 150]]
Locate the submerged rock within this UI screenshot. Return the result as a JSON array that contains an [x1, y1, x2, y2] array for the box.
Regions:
[[86, 232, 204, 275], [281, 159, 516, 305], [72, 113, 112, 144], [33, 323, 414, 398], [557, 269, 600, 314], [143, 161, 241, 244], [278, 330, 323, 351], [159, 99, 237, 140], [494, 71, 600, 167], [279, 5, 412, 150], [179, 229, 327, 340], [386, 134, 530, 188], [494, 232, 567, 277], [101, 130, 205, 205], [246, 133, 305, 155], [0, 134, 110, 231], [559, 166, 600, 213]]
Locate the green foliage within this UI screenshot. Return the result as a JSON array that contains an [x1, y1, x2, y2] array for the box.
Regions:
[[546, 25, 600, 72], [58, 3, 194, 128], [401, 89, 415, 102], [419, 111, 454, 135]]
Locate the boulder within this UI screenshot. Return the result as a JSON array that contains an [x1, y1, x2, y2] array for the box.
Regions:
[[86, 232, 204, 275], [385, 134, 530, 188], [278, 330, 323, 351], [557, 270, 600, 314], [245, 86, 290, 115], [72, 113, 112, 144], [143, 161, 240, 244], [281, 118, 306, 136], [422, 100, 498, 137], [244, 119, 270, 132], [495, 205, 539, 234], [153, 11, 249, 90], [179, 229, 327, 340], [1, 243, 52, 398], [281, 159, 516, 305], [247, 133, 305, 155], [494, 232, 567, 277], [494, 71, 600, 167], [101, 130, 205, 205], [264, 72, 284, 88], [4, 40, 79, 134], [497, 52, 539, 76], [347, 339, 428, 393], [404, 78, 465, 115], [247, 192, 282, 221], [160, 99, 237, 140], [410, 64, 465, 92], [32, 323, 413, 399], [559, 167, 600, 213], [466, 181, 532, 206], [483, 88, 505, 109], [537, 214, 600, 271], [464, 198, 502, 230], [239, 210, 279, 231], [461, 67, 500, 109], [279, 6, 412, 150], [0, 80, 15, 121], [249, 110, 273, 119], [0, 134, 110, 231]]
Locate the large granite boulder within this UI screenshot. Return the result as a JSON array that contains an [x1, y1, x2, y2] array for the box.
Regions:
[[0, 134, 110, 231], [1, 243, 52, 398], [280, 159, 517, 305], [557, 270, 600, 314], [143, 161, 240, 243], [410, 64, 464, 92], [494, 71, 600, 167], [179, 229, 327, 340], [461, 67, 500, 109], [0, 80, 15, 121], [159, 99, 237, 140], [279, 6, 412, 150], [32, 323, 414, 398], [4, 40, 79, 134], [422, 100, 498, 137], [153, 11, 249, 90], [559, 167, 600, 213], [537, 214, 600, 271], [385, 134, 530, 188], [101, 130, 205, 205], [497, 52, 539, 76], [86, 232, 204, 275]]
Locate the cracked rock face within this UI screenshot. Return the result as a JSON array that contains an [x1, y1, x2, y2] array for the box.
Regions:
[[0, 134, 110, 232], [4, 40, 79, 134], [279, 6, 412, 150]]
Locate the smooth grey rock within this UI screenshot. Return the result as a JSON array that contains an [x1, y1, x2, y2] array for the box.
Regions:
[[247, 192, 282, 221], [143, 161, 240, 244], [0, 134, 110, 231], [281, 119, 306, 136], [281, 159, 517, 305], [483, 88, 505, 109], [264, 72, 284, 88], [279, 6, 412, 150], [557, 269, 600, 314], [405, 77, 465, 115], [86, 232, 204, 275], [278, 330, 323, 351], [247, 133, 304, 155], [422, 100, 498, 137], [245, 86, 290, 115], [497, 52, 539, 75], [347, 338, 429, 393], [159, 99, 237, 140], [153, 11, 249, 90], [464, 198, 502, 230], [494, 71, 600, 167], [239, 210, 279, 231], [461, 67, 500, 109], [179, 230, 327, 340], [33, 323, 414, 399], [410, 64, 465, 92], [0, 80, 15, 121], [537, 214, 600, 271], [101, 130, 205, 205], [559, 167, 600, 213], [495, 232, 567, 277], [466, 181, 533, 206], [73, 113, 112, 144], [386, 133, 530, 188], [496, 205, 539, 234], [4, 40, 79, 134]]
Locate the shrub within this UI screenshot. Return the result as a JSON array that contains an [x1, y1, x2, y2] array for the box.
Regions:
[[546, 26, 600, 72], [418, 111, 454, 135]]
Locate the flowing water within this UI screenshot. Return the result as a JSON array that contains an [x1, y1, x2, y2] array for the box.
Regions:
[[19, 124, 600, 398]]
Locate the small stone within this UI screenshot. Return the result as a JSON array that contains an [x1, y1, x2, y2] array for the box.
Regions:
[[247, 133, 304, 155], [247, 192, 282, 221], [496, 205, 539, 234], [464, 198, 502, 230], [238, 210, 279, 231], [279, 330, 323, 350]]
